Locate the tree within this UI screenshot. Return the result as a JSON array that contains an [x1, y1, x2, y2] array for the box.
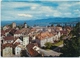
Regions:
[[8, 24, 12, 28], [17, 26, 22, 29], [51, 24, 54, 27], [57, 24, 62, 27], [60, 22, 80, 57], [45, 42, 53, 49], [60, 35, 66, 40]]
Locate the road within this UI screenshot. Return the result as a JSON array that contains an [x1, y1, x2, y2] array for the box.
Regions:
[[39, 48, 62, 57]]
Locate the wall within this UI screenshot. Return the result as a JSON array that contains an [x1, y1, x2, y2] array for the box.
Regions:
[[3, 47, 12, 57], [23, 36, 29, 47], [15, 46, 21, 56]]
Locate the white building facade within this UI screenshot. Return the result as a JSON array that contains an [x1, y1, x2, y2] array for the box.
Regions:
[[3, 47, 12, 57], [15, 45, 22, 56], [23, 36, 29, 47]]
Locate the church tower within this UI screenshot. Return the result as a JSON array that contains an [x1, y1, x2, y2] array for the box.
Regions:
[[24, 22, 27, 28], [12, 22, 16, 28]]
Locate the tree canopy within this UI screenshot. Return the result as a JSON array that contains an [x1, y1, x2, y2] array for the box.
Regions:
[[45, 42, 53, 49], [60, 22, 80, 57]]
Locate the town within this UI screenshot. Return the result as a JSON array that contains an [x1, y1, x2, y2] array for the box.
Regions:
[[1, 0, 80, 57], [1, 22, 76, 57]]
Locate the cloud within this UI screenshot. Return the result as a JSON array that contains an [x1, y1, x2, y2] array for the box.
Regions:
[[30, 6, 37, 10], [1, 1, 80, 21], [74, 9, 80, 13], [18, 14, 33, 17]]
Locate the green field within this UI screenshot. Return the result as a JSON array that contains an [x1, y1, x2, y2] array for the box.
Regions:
[[53, 40, 63, 46]]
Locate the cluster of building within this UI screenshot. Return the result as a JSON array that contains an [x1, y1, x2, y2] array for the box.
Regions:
[[1, 22, 72, 57]]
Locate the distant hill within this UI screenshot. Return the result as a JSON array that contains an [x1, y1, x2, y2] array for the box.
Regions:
[[1, 17, 80, 26]]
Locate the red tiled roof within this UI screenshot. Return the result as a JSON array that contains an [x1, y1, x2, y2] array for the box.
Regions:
[[1, 43, 13, 49], [14, 30, 21, 34], [66, 26, 72, 30], [60, 31, 67, 34], [37, 31, 54, 40], [12, 37, 19, 43], [1, 30, 5, 36], [13, 42, 20, 48], [5, 28, 12, 32], [3, 36, 15, 41], [10, 29, 17, 34], [1, 41, 21, 49], [26, 43, 39, 57], [56, 27, 62, 31], [30, 28, 36, 32], [19, 28, 27, 33]]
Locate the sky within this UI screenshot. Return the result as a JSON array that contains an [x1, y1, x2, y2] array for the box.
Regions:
[[1, 0, 80, 21]]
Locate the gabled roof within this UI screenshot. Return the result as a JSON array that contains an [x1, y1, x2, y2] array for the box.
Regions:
[[14, 30, 21, 34], [3, 36, 15, 41], [30, 28, 36, 33], [13, 38, 23, 44], [1, 30, 5, 36], [19, 28, 27, 33], [13, 42, 20, 48], [5, 28, 12, 32], [65, 26, 72, 30], [26, 43, 39, 57], [1, 43, 13, 49], [60, 30, 67, 34], [10, 29, 17, 34], [37, 31, 54, 40]]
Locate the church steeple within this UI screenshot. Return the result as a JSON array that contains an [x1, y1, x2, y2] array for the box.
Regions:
[[24, 22, 27, 28]]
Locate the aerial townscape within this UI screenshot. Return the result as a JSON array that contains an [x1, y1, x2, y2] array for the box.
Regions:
[[1, 22, 80, 57], [1, 0, 80, 57]]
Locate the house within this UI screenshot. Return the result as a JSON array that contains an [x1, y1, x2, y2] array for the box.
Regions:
[[60, 30, 68, 35], [1, 28, 12, 37], [15, 27, 19, 30], [1, 30, 5, 40], [14, 30, 22, 37], [19, 28, 30, 35], [65, 26, 72, 33], [47, 28, 52, 32], [23, 36, 29, 47], [36, 31, 54, 47], [33, 46, 40, 53], [15, 44, 22, 56], [9, 29, 17, 36], [51, 31, 61, 42], [12, 42, 23, 56], [56, 27, 63, 31], [32, 26, 44, 32], [2, 43, 13, 57], [29, 28, 36, 35], [3, 36, 15, 44], [13, 37, 23, 45], [56, 31, 61, 39], [3, 25, 10, 31], [32, 35, 36, 40], [53, 34, 59, 41], [1, 30, 5, 36], [26, 43, 40, 57]]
